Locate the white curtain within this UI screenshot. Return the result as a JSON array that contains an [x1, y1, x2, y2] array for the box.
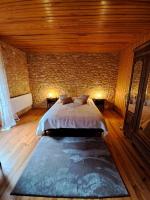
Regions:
[[0, 46, 16, 130]]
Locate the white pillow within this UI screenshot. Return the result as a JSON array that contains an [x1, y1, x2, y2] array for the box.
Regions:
[[74, 97, 86, 105], [79, 95, 89, 103], [59, 95, 68, 102]]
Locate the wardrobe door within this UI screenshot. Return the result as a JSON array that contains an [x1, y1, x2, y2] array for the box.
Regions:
[[139, 74, 150, 139], [124, 41, 150, 163], [134, 69, 150, 163], [124, 59, 143, 138]]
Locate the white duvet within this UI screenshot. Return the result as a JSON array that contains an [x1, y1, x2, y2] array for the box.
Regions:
[[36, 98, 108, 136]]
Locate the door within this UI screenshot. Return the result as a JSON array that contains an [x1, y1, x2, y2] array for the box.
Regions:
[[123, 58, 144, 138], [133, 59, 150, 163]]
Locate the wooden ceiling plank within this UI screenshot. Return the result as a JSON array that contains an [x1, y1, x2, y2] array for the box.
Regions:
[[0, 0, 150, 53]]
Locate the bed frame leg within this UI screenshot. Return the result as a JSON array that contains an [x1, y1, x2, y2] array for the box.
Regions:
[[44, 130, 47, 135]]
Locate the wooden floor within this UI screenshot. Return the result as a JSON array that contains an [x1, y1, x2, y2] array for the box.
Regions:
[[0, 109, 150, 200]]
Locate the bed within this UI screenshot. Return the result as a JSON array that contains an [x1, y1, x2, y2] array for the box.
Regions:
[[36, 98, 108, 136]]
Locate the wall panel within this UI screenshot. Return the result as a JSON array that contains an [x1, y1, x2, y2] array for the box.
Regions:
[[115, 33, 150, 116]]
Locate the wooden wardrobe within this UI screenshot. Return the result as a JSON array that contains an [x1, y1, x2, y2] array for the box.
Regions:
[[124, 41, 150, 164]]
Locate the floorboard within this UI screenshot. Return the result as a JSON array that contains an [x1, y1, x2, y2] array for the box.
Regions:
[[0, 108, 150, 200]]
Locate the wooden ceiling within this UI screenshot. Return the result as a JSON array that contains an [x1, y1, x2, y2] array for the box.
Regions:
[[0, 0, 150, 53]]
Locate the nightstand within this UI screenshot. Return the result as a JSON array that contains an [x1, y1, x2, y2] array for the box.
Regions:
[[47, 98, 58, 109], [93, 99, 105, 112]]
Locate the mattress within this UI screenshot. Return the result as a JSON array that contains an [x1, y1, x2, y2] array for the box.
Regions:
[[36, 98, 108, 136]]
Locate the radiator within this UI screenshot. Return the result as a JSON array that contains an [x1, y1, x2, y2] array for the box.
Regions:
[[11, 93, 32, 114]]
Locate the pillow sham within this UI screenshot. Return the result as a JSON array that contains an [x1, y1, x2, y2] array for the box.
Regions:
[[59, 94, 68, 101], [79, 95, 89, 104], [74, 97, 86, 105], [61, 97, 73, 105]]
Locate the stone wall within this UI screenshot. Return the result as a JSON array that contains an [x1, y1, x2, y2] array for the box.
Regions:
[[28, 53, 120, 107], [1, 41, 30, 97]]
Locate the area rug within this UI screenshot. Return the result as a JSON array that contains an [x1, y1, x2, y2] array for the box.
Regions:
[[11, 136, 129, 198]]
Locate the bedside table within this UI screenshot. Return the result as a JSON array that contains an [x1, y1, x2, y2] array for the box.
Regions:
[[47, 98, 58, 109], [93, 99, 105, 112]]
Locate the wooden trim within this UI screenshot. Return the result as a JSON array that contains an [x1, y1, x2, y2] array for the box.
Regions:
[[10, 92, 30, 98], [123, 57, 137, 137], [134, 40, 150, 57]]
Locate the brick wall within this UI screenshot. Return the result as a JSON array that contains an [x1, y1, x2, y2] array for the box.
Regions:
[[28, 53, 120, 107], [1, 41, 30, 97]]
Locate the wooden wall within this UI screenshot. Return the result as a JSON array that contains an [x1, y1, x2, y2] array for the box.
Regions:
[[114, 47, 133, 116], [114, 33, 150, 116]]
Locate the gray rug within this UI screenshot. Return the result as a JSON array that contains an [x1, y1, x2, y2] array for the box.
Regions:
[[11, 136, 129, 198]]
